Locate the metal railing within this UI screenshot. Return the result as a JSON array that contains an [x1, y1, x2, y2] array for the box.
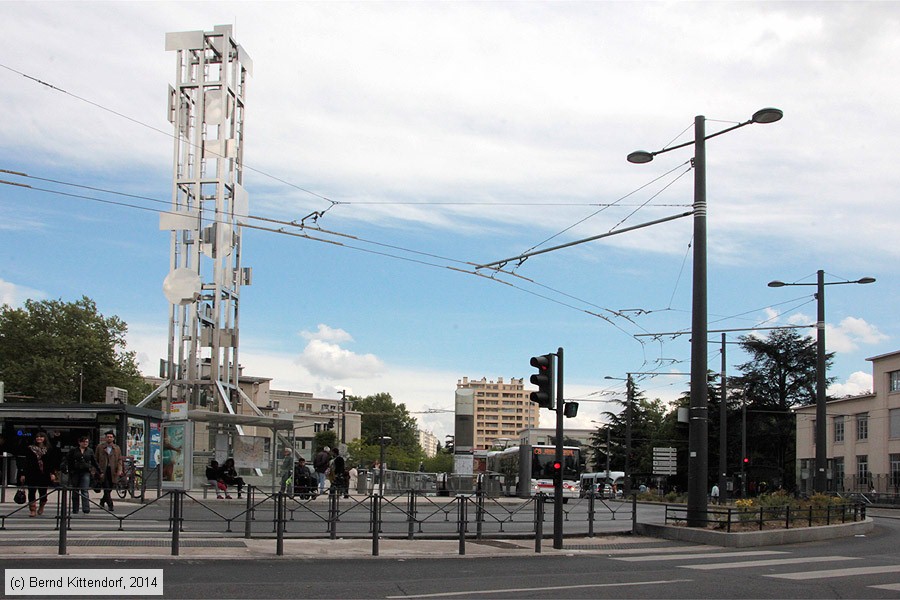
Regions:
[[664, 501, 866, 532], [0, 485, 637, 556]]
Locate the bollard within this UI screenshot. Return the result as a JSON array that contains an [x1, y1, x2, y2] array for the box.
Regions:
[[631, 493, 637, 534], [407, 491, 416, 540], [475, 490, 484, 540], [587, 491, 595, 538], [276, 492, 284, 556], [244, 486, 253, 538], [534, 494, 544, 554], [58, 488, 68, 555], [329, 490, 338, 540], [457, 495, 467, 556], [371, 494, 380, 556], [171, 490, 181, 556]]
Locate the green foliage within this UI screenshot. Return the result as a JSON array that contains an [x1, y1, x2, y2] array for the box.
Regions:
[[314, 430, 337, 452], [346, 393, 424, 471], [421, 451, 453, 473], [0, 296, 150, 404]]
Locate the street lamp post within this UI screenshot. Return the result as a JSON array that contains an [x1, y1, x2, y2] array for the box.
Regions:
[[768, 270, 875, 493], [629, 108, 782, 526], [378, 435, 392, 497]]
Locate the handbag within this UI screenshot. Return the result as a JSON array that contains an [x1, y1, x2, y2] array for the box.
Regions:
[[14, 488, 26, 505]]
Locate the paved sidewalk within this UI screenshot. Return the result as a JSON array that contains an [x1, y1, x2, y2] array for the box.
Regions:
[[0, 532, 659, 560]]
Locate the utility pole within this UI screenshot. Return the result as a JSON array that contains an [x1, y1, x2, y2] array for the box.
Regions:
[[339, 389, 347, 446]]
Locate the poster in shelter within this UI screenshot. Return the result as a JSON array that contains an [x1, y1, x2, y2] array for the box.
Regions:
[[126, 417, 145, 466], [233, 435, 267, 469]]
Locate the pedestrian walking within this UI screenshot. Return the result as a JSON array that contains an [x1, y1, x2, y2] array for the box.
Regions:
[[18, 431, 61, 517], [710, 484, 720, 504], [95, 430, 123, 510], [65, 436, 98, 514]]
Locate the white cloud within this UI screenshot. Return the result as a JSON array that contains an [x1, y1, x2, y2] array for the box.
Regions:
[[0, 279, 45, 307], [828, 371, 873, 398], [298, 338, 384, 380], [301, 324, 354, 343], [827, 317, 888, 353]]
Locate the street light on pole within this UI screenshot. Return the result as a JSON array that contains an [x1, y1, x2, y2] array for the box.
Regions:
[[628, 107, 782, 526], [768, 270, 875, 493]]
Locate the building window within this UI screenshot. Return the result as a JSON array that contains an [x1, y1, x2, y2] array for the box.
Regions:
[[834, 416, 844, 443], [856, 455, 869, 486], [856, 413, 869, 441], [833, 457, 844, 491], [890, 370, 900, 392], [891, 454, 900, 490], [891, 408, 900, 439]]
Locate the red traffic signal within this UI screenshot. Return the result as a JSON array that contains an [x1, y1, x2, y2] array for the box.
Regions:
[[529, 354, 554, 409], [552, 461, 562, 471], [743, 457, 750, 464]]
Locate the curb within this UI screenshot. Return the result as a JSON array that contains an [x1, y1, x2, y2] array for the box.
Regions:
[[635, 516, 874, 548]]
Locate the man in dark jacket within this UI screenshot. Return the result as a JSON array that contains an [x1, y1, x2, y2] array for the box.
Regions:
[[66, 436, 99, 514], [331, 448, 348, 499], [313, 446, 331, 494]]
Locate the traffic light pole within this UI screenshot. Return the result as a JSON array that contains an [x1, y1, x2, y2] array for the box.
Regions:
[[553, 347, 564, 550]]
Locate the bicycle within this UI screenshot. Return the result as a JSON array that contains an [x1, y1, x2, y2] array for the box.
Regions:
[[116, 458, 143, 499]]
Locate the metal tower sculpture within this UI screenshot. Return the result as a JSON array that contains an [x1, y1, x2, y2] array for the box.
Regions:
[[159, 25, 252, 419]]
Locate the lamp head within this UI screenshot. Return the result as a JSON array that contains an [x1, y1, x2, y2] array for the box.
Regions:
[[627, 150, 654, 164], [767, 280, 786, 288], [857, 277, 876, 285], [752, 108, 783, 124]]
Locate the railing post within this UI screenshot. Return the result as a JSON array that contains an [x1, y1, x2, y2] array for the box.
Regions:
[[785, 505, 791, 529], [457, 495, 466, 556], [329, 489, 338, 540], [534, 494, 544, 554], [758, 506, 764, 531], [587, 490, 595, 537], [171, 490, 181, 556], [631, 493, 637, 534], [58, 487, 68, 555], [276, 492, 285, 556], [475, 490, 484, 540], [371, 494, 381, 556], [244, 487, 253, 538], [826, 503, 831, 525], [808, 505, 813, 527], [727, 507, 732, 533], [407, 490, 417, 540]]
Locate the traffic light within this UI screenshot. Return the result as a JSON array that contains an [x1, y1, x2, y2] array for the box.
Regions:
[[529, 354, 554, 409], [551, 460, 562, 484], [743, 457, 750, 465], [326, 418, 335, 430], [563, 402, 579, 418]]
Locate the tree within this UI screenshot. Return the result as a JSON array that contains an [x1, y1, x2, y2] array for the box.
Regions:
[[591, 383, 671, 476], [346, 392, 423, 471], [0, 297, 150, 404], [728, 329, 833, 490]]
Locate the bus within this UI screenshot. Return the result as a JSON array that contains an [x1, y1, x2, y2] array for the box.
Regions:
[[579, 471, 625, 498], [486, 444, 582, 501]]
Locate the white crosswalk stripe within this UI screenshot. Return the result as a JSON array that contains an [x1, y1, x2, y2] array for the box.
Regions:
[[765, 565, 900, 580], [614, 550, 784, 562], [870, 583, 900, 591], [682, 556, 857, 570]]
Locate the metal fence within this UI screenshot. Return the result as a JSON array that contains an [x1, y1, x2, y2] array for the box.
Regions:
[[0, 485, 636, 557], [663, 501, 866, 532]]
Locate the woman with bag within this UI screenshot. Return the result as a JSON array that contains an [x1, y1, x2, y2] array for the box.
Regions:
[[66, 436, 99, 514], [17, 431, 60, 517]]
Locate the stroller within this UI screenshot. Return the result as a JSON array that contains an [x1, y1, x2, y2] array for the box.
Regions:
[[293, 464, 318, 500]]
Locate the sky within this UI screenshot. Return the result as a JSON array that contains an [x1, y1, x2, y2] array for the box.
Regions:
[[1, 1, 897, 442]]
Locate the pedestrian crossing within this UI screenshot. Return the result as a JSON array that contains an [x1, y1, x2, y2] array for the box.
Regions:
[[610, 543, 900, 594]]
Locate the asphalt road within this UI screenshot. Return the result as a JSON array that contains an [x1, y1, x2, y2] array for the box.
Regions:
[[2, 510, 897, 599]]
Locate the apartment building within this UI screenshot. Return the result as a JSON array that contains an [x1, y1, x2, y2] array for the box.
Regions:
[[456, 377, 539, 450], [794, 349, 900, 493], [417, 429, 439, 457]]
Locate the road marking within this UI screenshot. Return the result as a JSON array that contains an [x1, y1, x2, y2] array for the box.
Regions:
[[614, 550, 784, 562], [682, 556, 857, 570], [766, 565, 900, 580], [870, 583, 900, 591], [385, 579, 693, 598]]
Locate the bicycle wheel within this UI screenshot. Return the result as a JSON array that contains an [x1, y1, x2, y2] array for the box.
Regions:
[[130, 472, 142, 498], [116, 477, 128, 499]]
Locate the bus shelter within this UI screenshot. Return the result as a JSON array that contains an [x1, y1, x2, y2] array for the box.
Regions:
[[184, 410, 295, 491]]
